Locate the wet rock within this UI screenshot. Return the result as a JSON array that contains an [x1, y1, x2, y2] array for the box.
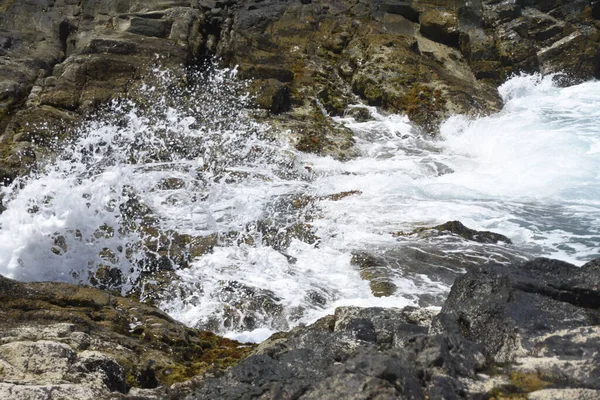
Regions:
[[0, 0, 206, 184], [538, 30, 600, 83], [249, 79, 291, 114], [210, 280, 288, 332], [344, 106, 374, 122], [184, 257, 600, 399], [217, 0, 501, 141], [3, 0, 600, 179], [351, 252, 399, 297], [126, 17, 172, 38], [185, 306, 445, 399], [430, 220, 512, 244]]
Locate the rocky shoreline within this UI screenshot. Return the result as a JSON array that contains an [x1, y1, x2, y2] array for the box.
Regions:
[[1, 257, 599, 399], [2, 0, 600, 399]]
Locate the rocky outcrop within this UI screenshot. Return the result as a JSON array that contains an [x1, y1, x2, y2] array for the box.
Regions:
[[217, 0, 502, 146], [434, 257, 600, 390], [2, 0, 600, 184], [467, 0, 600, 84], [0, 0, 208, 184], [1, 255, 598, 399], [181, 257, 600, 399], [413, 220, 513, 244], [0, 275, 253, 399], [213, 0, 600, 143], [352, 221, 518, 302]]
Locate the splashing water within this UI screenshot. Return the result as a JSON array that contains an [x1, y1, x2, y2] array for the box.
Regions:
[[0, 70, 598, 342], [0, 66, 287, 292]]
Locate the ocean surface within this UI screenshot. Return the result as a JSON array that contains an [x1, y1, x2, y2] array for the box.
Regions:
[[0, 70, 598, 342]]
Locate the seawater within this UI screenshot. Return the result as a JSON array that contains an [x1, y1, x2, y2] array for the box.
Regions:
[[0, 71, 598, 342]]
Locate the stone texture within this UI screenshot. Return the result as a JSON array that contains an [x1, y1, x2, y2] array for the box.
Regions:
[[2, 0, 600, 182], [0, 0, 208, 184], [0, 274, 253, 399], [182, 257, 600, 399], [2, 254, 599, 399]]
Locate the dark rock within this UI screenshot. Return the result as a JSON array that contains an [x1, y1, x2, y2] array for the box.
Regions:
[[184, 306, 438, 399], [307, 351, 425, 400], [593, 1, 600, 19], [184, 257, 600, 399], [420, 9, 460, 47], [537, 31, 600, 83], [378, 2, 421, 23], [433, 257, 600, 390], [249, 79, 291, 114], [344, 106, 373, 122], [126, 17, 172, 38], [431, 220, 512, 244]]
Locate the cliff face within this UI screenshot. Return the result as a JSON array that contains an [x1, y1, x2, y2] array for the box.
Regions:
[[1, 0, 600, 181]]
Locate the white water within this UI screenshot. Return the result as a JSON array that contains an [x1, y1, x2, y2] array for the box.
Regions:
[[0, 71, 598, 342]]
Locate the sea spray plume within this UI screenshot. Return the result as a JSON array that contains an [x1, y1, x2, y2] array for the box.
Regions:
[[0, 63, 287, 294]]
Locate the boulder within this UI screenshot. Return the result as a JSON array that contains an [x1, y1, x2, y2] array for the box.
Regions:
[[434, 257, 600, 390]]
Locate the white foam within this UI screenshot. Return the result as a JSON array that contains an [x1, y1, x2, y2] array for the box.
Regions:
[[0, 71, 598, 340]]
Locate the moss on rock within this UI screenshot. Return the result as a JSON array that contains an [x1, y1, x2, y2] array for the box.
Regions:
[[0, 275, 255, 390]]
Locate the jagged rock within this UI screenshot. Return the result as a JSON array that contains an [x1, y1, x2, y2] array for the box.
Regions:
[[0, 0, 207, 184], [434, 257, 600, 392], [419, 9, 459, 47], [462, 0, 600, 83], [538, 30, 600, 83], [249, 79, 291, 114], [184, 305, 481, 399], [3, 0, 600, 181], [430, 220, 512, 244], [182, 257, 600, 399], [217, 0, 501, 141], [343, 106, 374, 122], [2, 252, 599, 399]]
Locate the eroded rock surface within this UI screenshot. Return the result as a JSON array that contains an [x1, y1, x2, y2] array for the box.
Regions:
[[0, 0, 208, 184], [0, 275, 253, 399], [1, 256, 598, 399], [434, 257, 600, 392]]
